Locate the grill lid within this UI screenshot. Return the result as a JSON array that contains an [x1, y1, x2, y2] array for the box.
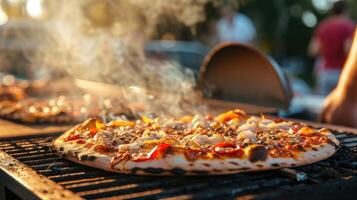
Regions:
[[199, 43, 292, 111]]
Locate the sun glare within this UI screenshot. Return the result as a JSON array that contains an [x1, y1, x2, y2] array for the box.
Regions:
[[0, 7, 8, 25], [26, 0, 43, 18]]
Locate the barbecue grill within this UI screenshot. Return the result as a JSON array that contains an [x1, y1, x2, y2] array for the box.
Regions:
[[1, 44, 356, 200], [0, 125, 356, 200]]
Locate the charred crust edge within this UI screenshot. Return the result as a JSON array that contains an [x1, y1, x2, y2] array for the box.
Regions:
[[131, 167, 187, 175], [248, 145, 268, 162]]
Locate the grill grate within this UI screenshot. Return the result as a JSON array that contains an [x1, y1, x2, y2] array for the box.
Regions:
[[0, 131, 357, 200]]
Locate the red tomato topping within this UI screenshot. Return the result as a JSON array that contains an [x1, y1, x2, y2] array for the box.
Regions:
[[291, 125, 302, 132], [89, 127, 98, 137], [85, 142, 94, 148], [64, 132, 80, 142], [76, 139, 86, 144], [133, 143, 171, 162], [95, 145, 110, 152], [212, 142, 244, 157]]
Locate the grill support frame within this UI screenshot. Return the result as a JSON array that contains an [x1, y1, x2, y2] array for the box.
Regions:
[[0, 150, 83, 200]]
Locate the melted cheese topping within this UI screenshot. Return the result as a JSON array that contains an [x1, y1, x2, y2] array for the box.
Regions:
[[61, 109, 338, 161]]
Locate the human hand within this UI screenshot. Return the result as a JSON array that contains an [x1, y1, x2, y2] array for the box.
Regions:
[[320, 88, 357, 128]]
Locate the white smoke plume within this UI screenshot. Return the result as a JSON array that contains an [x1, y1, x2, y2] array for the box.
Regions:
[[31, 0, 209, 117]]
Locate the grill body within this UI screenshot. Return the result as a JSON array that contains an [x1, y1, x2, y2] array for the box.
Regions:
[[0, 130, 357, 200]]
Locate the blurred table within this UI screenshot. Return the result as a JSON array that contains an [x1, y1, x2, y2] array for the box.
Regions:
[[0, 119, 71, 138]]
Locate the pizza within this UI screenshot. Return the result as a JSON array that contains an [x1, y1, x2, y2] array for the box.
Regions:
[[0, 84, 27, 102], [0, 76, 142, 124], [0, 97, 79, 124], [0, 77, 68, 123], [53, 109, 340, 175], [0, 95, 144, 124], [0, 77, 48, 102], [0, 79, 72, 123]]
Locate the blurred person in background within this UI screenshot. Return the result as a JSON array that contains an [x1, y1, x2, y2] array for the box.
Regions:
[[321, 29, 357, 128], [216, 1, 256, 45], [309, 0, 355, 96]]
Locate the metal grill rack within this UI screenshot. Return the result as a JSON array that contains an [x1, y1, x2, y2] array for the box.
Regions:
[[0, 130, 357, 200]]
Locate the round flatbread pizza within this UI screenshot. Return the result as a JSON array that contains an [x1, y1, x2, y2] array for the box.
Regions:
[[53, 109, 340, 175], [0, 97, 79, 124], [0, 84, 26, 102], [0, 94, 142, 124], [0, 77, 75, 124]]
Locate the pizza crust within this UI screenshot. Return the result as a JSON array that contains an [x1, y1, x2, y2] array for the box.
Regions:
[[52, 113, 340, 176], [54, 138, 337, 175]]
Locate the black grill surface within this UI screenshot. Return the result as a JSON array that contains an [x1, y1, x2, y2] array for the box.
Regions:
[[0, 131, 357, 200]]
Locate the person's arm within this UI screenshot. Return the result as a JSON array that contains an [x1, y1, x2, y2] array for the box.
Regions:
[[344, 37, 352, 54], [320, 30, 357, 127], [308, 37, 321, 57], [308, 26, 322, 57]]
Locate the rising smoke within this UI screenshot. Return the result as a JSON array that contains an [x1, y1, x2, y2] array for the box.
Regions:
[[32, 0, 209, 117]]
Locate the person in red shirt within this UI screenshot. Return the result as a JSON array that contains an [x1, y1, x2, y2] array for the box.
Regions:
[[320, 28, 357, 128], [309, 1, 355, 95]]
